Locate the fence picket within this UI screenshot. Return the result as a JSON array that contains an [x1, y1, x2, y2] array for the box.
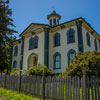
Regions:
[[87, 77, 90, 100], [81, 77, 83, 100], [78, 77, 80, 100], [0, 73, 100, 100], [73, 77, 75, 100], [94, 76, 97, 100], [65, 77, 67, 100], [91, 77, 94, 100]]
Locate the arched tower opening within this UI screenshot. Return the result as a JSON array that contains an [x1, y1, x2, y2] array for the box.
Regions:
[[47, 11, 61, 26]]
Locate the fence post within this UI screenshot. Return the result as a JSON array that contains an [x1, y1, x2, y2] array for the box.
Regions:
[[42, 71, 45, 100], [18, 71, 22, 93], [82, 70, 87, 100]]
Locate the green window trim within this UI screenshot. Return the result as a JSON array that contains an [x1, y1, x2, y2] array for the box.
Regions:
[[86, 32, 91, 47], [94, 39, 98, 50], [76, 21, 84, 52], [99, 39, 100, 50], [29, 37, 34, 50], [67, 49, 76, 65], [67, 28, 75, 44], [53, 33, 61, 47], [29, 36, 39, 50], [13, 60, 17, 68], [44, 29, 49, 68], [53, 52, 61, 69], [27, 53, 38, 69], [21, 37, 24, 55], [20, 56, 23, 69]]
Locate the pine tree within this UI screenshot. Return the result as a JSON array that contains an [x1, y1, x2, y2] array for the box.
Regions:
[[0, 0, 17, 73]]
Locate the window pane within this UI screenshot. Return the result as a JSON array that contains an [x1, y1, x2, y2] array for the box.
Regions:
[[55, 34, 60, 46], [67, 29, 75, 43], [50, 19, 52, 26], [54, 54, 60, 69], [54, 18, 56, 25], [70, 53, 75, 59], [34, 38, 38, 48]]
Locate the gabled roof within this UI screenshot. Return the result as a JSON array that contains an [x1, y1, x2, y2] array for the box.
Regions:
[[19, 23, 50, 37]]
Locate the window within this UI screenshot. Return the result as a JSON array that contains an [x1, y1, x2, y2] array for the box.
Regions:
[[54, 18, 56, 25], [50, 19, 52, 26], [54, 52, 61, 69], [94, 39, 98, 50], [34, 36, 38, 48], [29, 37, 34, 50], [14, 46, 18, 56], [67, 49, 76, 65], [86, 32, 91, 46], [29, 36, 38, 50], [57, 19, 59, 24], [28, 53, 38, 68], [54, 33, 60, 47], [67, 28, 75, 43], [13, 60, 17, 68]]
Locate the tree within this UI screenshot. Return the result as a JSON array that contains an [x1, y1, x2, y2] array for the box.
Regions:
[[0, 0, 17, 73], [63, 51, 100, 77]]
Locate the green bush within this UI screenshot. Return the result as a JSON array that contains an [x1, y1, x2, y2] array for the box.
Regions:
[[63, 51, 100, 77], [28, 65, 52, 76], [10, 68, 20, 75]]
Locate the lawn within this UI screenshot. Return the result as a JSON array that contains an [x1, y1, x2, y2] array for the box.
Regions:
[[0, 88, 41, 100]]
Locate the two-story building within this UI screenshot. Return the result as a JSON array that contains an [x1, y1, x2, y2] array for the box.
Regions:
[[12, 11, 100, 73]]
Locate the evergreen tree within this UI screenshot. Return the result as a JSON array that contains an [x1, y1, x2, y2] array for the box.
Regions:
[[0, 0, 17, 73]]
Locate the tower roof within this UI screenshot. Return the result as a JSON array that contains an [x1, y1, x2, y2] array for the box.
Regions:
[[47, 11, 61, 20]]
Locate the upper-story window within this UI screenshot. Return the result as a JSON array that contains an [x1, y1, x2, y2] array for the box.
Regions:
[[67, 28, 75, 44], [34, 36, 38, 48], [50, 19, 52, 26], [29, 36, 39, 50], [29, 37, 34, 50], [14, 46, 18, 56], [54, 52, 61, 69], [67, 49, 76, 65], [54, 18, 56, 25], [86, 32, 91, 46], [94, 39, 98, 50], [13, 60, 17, 68], [54, 33, 60, 47]]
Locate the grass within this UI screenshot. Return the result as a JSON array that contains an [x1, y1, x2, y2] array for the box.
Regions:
[[0, 88, 41, 100]]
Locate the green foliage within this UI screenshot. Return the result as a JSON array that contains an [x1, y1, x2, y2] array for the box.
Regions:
[[0, 0, 17, 73], [0, 88, 41, 100], [63, 51, 100, 77], [10, 68, 28, 75], [10, 68, 20, 75], [28, 65, 52, 76], [10, 65, 52, 76]]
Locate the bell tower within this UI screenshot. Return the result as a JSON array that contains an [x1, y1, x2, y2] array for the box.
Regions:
[[47, 11, 61, 26]]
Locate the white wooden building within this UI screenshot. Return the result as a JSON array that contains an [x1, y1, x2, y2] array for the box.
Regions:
[[12, 11, 100, 73]]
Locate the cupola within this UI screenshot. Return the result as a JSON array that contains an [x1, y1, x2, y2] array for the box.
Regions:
[[47, 11, 61, 26]]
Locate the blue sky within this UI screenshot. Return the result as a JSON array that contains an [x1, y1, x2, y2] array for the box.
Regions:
[[9, 0, 100, 39]]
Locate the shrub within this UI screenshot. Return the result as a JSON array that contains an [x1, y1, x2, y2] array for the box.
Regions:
[[63, 51, 100, 77], [28, 65, 52, 76], [10, 68, 20, 75]]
